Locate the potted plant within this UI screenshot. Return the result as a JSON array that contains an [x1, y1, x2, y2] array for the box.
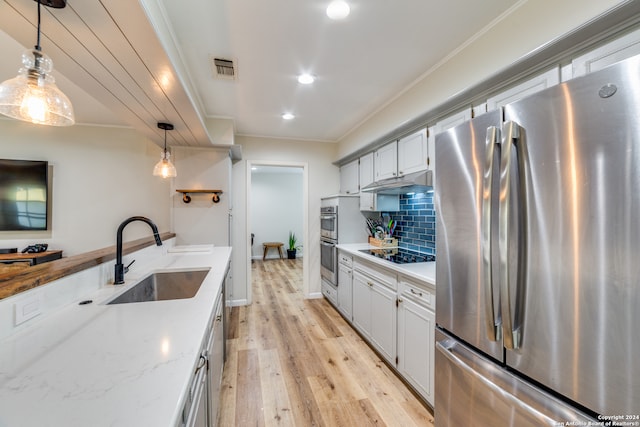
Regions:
[[287, 231, 301, 259]]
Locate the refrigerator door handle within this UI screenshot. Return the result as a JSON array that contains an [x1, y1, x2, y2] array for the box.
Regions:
[[482, 125, 501, 342], [499, 120, 527, 350]]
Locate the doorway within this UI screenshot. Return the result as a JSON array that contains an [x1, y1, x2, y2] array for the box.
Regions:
[[246, 160, 308, 304]]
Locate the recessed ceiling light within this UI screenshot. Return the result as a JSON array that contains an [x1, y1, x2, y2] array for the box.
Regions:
[[297, 73, 315, 84], [326, 1, 350, 20], [282, 113, 295, 120]]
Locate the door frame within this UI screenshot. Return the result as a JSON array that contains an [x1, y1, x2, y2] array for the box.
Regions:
[[246, 160, 309, 304]]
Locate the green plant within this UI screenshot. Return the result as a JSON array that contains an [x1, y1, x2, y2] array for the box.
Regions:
[[288, 231, 301, 251]]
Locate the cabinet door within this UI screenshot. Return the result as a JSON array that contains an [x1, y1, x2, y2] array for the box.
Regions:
[[352, 271, 372, 337], [398, 296, 435, 405], [486, 67, 559, 111], [398, 128, 428, 176], [340, 159, 359, 195], [337, 263, 353, 320], [359, 152, 374, 188], [370, 282, 397, 364], [572, 28, 640, 78], [433, 109, 471, 135], [185, 359, 208, 427], [207, 299, 224, 426], [360, 192, 375, 211], [374, 141, 397, 181]]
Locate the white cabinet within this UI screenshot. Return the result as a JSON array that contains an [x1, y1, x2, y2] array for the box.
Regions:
[[397, 277, 435, 405], [374, 140, 398, 181], [370, 279, 397, 363], [206, 296, 224, 426], [359, 152, 376, 211], [433, 108, 472, 135], [352, 271, 372, 336], [360, 152, 400, 211], [337, 252, 353, 320], [352, 259, 397, 365], [340, 159, 359, 195], [486, 67, 560, 111], [571, 28, 640, 78], [397, 128, 428, 176], [340, 252, 437, 407]]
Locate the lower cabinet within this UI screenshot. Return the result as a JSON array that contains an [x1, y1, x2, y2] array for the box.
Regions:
[[337, 253, 353, 320], [207, 296, 225, 426], [181, 289, 226, 427], [352, 260, 397, 365], [397, 278, 435, 405], [348, 256, 435, 407]]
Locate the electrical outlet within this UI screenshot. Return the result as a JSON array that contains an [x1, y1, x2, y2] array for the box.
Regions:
[[14, 293, 43, 326]]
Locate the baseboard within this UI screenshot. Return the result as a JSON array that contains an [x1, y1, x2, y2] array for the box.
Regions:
[[307, 292, 322, 299], [228, 299, 248, 307], [251, 255, 304, 260]]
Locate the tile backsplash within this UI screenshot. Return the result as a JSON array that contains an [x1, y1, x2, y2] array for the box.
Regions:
[[391, 191, 436, 255]]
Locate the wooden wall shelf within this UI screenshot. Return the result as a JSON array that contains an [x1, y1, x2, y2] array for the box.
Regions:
[[176, 189, 223, 204]]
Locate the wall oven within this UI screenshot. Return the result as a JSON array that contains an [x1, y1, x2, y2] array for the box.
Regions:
[[320, 238, 337, 285], [320, 206, 338, 241]]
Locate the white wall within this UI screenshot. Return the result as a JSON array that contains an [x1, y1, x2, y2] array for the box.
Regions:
[[172, 147, 231, 247], [250, 168, 304, 259], [337, 0, 625, 160], [232, 136, 338, 302], [0, 119, 171, 256]]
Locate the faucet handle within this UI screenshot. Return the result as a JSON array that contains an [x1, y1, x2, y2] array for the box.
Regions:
[[124, 259, 136, 273]]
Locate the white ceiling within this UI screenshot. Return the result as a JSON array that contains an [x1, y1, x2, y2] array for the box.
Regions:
[[0, 0, 520, 144]]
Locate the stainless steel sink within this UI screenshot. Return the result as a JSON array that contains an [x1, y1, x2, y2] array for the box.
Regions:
[[108, 269, 210, 304]]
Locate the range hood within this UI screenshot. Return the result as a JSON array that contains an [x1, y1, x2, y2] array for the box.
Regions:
[[361, 169, 433, 194]]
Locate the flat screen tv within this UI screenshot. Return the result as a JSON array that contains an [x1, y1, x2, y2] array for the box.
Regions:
[[0, 159, 49, 231]]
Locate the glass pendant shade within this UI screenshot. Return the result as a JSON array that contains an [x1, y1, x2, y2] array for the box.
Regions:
[[153, 150, 177, 178], [0, 49, 75, 126]]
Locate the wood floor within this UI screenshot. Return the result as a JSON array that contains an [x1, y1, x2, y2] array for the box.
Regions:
[[219, 259, 435, 427]]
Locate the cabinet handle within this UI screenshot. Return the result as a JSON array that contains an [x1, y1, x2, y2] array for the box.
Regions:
[[216, 315, 222, 322], [398, 298, 403, 303], [367, 281, 373, 287], [410, 289, 423, 297]]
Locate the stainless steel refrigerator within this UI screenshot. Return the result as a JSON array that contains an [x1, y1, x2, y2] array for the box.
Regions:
[[434, 54, 640, 426]]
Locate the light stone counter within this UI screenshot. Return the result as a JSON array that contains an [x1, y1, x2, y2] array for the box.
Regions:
[[0, 244, 231, 427], [336, 243, 435, 287]]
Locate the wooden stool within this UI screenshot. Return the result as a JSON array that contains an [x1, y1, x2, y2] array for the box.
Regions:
[[262, 242, 284, 260]]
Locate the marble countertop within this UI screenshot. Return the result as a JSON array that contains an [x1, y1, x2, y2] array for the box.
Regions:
[[0, 245, 231, 427], [336, 243, 435, 287]]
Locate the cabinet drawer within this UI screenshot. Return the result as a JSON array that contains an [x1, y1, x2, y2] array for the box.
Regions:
[[353, 259, 397, 290], [399, 278, 435, 310], [322, 280, 337, 305], [338, 252, 353, 267]]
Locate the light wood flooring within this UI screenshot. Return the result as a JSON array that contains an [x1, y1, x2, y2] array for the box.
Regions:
[[219, 258, 435, 426]]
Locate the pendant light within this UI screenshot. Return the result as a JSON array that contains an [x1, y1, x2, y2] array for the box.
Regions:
[[0, 0, 75, 126], [153, 122, 177, 178]]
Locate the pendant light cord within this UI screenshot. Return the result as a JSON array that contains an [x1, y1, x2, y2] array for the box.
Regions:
[[164, 128, 168, 152], [35, 0, 42, 51]]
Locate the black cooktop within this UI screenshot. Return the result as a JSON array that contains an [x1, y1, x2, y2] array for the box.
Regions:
[[359, 248, 435, 264]]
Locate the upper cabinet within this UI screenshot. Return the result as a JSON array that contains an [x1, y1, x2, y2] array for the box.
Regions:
[[572, 28, 640, 78], [433, 108, 472, 135], [360, 152, 399, 211], [486, 67, 560, 111], [340, 159, 359, 195], [397, 128, 428, 176], [375, 140, 398, 181]]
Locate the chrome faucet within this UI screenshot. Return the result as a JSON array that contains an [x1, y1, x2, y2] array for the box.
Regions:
[[114, 216, 163, 284]]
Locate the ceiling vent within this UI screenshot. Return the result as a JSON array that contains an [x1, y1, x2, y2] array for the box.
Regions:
[[211, 57, 237, 80]]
